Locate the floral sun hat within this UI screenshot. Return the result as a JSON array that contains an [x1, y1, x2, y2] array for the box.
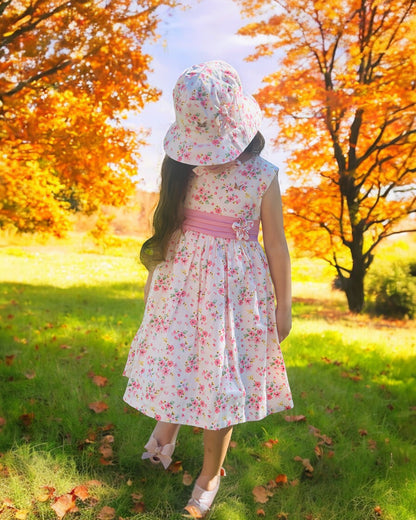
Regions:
[[163, 60, 262, 166]]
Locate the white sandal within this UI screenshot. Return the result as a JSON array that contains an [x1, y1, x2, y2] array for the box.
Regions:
[[183, 468, 226, 518], [141, 434, 177, 469]]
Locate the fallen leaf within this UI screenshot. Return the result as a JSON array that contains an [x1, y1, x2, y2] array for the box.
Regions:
[[374, 505, 383, 516], [131, 492, 143, 502], [266, 479, 277, 490], [92, 375, 108, 387], [263, 439, 279, 448], [167, 460, 183, 473], [284, 415, 306, 423], [252, 485, 273, 504], [359, 429, 368, 436], [314, 445, 324, 458], [100, 423, 115, 432], [131, 502, 145, 513], [5, 355, 15, 366], [71, 485, 89, 501], [277, 513, 289, 519], [229, 440, 238, 448], [275, 474, 288, 485], [0, 417, 6, 428], [36, 486, 56, 502], [99, 457, 114, 466], [289, 479, 299, 487], [60, 345, 71, 349], [294, 456, 314, 477], [308, 425, 333, 445], [97, 506, 116, 520], [256, 508, 266, 516], [368, 439, 377, 451], [19, 413, 34, 427], [25, 371, 36, 379], [183, 471, 193, 486], [99, 444, 113, 459], [88, 402, 109, 414], [15, 510, 29, 520], [51, 493, 77, 519]]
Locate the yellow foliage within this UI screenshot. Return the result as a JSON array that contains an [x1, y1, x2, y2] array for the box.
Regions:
[[0, 0, 177, 235], [238, 0, 416, 273]]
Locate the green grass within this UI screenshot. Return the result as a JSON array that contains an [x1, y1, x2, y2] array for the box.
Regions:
[[0, 245, 415, 520]]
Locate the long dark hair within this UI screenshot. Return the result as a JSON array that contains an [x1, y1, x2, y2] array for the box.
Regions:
[[140, 131, 265, 270]]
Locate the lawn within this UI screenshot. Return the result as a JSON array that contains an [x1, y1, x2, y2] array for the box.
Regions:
[[0, 240, 415, 520]]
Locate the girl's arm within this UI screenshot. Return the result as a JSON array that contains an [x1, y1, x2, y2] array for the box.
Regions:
[[261, 174, 292, 342]]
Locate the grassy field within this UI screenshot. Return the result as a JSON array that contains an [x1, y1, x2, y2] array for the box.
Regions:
[[0, 238, 415, 520]]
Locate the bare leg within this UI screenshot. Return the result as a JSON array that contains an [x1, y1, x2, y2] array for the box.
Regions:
[[151, 420, 180, 445], [196, 426, 233, 491]]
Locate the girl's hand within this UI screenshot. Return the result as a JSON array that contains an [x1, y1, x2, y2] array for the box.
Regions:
[[275, 306, 292, 343]]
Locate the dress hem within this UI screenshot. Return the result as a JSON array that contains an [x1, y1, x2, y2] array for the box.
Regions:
[[123, 395, 294, 431]]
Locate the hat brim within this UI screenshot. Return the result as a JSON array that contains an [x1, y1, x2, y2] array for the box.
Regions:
[[163, 94, 262, 166]]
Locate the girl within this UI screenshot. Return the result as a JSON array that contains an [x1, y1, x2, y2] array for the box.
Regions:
[[123, 60, 293, 518]]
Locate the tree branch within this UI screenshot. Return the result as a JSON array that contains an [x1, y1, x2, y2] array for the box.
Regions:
[[2, 59, 72, 97]]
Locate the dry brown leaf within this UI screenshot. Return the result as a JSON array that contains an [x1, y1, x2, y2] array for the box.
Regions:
[[256, 508, 266, 516], [182, 471, 193, 486], [99, 457, 114, 466], [294, 456, 314, 476], [88, 401, 109, 414], [5, 355, 15, 366], [266, 479, 277, 490], [71, 485, 89, 501], [314, 445, 324, 458], [263, 438, 279, 448], [167, 460, 183, 473], [252, 485, 273, 504], [97, 506, 116, 520], [131, 502, 145, 513], [25, 371, 36, 379], [374, 505, 383, 517], [19, 413, 34, 427], [99, 444, 113, 459], [229, 440, 238, 448], [284, 415, 306, 423], [275, 474, 288, 485], [36, 486, 56, 502], [92, 375, 108, 387], [51, 493, 77, 519], [131, 492, 143, 502], [14, 510, 29, 520]]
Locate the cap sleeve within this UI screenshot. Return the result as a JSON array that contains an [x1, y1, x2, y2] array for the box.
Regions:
[[257, 158, 279, 198]]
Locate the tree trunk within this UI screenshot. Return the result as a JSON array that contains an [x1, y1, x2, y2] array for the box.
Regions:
[[343, 268, 365, 313]]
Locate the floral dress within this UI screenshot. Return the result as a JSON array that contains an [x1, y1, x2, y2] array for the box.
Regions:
[[123, 155, 293, 430]]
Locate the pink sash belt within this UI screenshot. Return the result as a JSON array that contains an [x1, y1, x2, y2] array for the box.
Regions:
[[183, 208, 259, 241]]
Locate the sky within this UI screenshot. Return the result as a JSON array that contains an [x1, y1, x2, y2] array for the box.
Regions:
[[132, 0, 286, 192]]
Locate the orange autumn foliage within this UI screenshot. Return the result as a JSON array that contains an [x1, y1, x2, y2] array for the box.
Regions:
[[0, 0, 177, 236], [237, 0, 416, 312]]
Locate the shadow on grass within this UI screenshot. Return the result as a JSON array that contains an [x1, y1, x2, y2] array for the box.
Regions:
[[0, 282, 415, 519]]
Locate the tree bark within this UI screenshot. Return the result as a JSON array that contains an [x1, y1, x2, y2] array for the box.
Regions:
[[343, 266, 365, 313]]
